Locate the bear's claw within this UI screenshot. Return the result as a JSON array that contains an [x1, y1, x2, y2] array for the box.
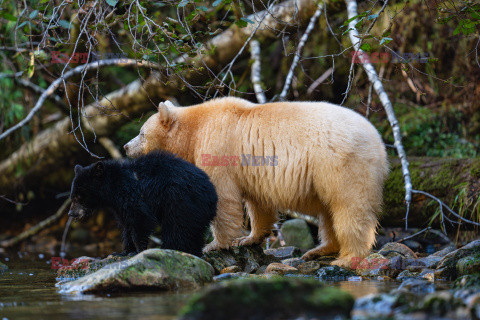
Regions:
[[232, 235, 262, 247]]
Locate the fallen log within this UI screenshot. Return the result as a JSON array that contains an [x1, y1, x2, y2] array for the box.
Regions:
[[381, 157, 480, 228]]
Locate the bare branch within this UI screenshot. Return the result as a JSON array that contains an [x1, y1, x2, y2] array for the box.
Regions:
[[250, 40, 267, 104], [0, 59, 160, 141], [344, 0, 412, 228], [279, 5, 323, 101], [0, 198, 71, 248]]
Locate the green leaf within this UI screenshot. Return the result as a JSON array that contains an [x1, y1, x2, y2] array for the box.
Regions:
[[235, 19, 247, 28], [241, 17, 254, 24], [16, 21, 27, 29], [197, 5, 208, 11], [29, 10, 39, 19], [58, 20, 71, 29], [213, 0, 223, 6], [367, 14, 379, 20], [178, 0, 190, 8], [360, 43, 371, 52], [453, 24, 461, 36], [2, 13, 18, 21], [106, 0, 119, 6], [380, 37, 392, 45]]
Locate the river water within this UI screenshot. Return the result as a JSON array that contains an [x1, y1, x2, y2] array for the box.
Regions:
[[0, 257, 417, 320]]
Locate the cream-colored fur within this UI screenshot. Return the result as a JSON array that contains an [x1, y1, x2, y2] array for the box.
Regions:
[[124, 97, 389, 267]]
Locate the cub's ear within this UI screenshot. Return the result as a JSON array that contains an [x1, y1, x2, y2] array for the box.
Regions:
[[74, 165, 82, 174], [93, 162, 104, 177], [158, 100, 176, 127]]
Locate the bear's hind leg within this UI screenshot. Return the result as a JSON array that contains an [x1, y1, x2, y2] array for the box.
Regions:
[[302, 212, 340, 260], [233, 199, 277, 247], [203, 183, 245, 253], [329, 200, 378, 268]]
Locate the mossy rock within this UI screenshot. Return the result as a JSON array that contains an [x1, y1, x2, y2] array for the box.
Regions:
[[456, 254, 480, 276], [178, 278, 354, 320], [435, 240, 480, 280], [58, 249, 214, 294], [316, 266, 356, 281]]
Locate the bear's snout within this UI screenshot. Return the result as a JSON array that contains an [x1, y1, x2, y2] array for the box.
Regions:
[[123, 143, 129, 152]]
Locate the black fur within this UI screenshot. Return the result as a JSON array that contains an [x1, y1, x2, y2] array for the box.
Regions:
[[69, 151, 217, 257]]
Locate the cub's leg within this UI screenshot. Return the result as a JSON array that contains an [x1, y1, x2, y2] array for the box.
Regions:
[[203, 180, 245, 252], [111, 226, 136, 256], [233, 199, 277, 247], [302, 212, 340, 260]]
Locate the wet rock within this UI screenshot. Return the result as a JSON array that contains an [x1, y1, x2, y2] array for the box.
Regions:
[[213, 272, 255, 281], [432, 244, 457, 257], [281, 257, 305, 268], [435, 240, 480, 280], [178, 278, 354, 320], [265, 263, 299, 275], [416, 291, 463, 317], [297, 261, 328, 275], [316, 266, 355, 281], [456, 254, 480, 276], [453, 274, 480, 301], [220, 266, 240, 274], [396, 268, 434, 282], [56, 256, 127, 281], [58, 249, 214, 294], [264, 246, 301, 259], [416, 255, 442, 269], [202, 245, 278, 274], [398, 278, 435, 294], [0, 262, 7, 273], [378, 242, 417, 259], [278, 219, 315, 250], [397, 270, 418, 281], [354, 253, 389, 278], [352, 291, 415, 319]]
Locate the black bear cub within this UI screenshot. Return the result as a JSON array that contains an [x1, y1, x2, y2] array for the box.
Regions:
[[68, 151, 217, 257]]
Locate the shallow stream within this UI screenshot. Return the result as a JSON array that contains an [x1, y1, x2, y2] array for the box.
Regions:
[[0, 257, 450, 320]]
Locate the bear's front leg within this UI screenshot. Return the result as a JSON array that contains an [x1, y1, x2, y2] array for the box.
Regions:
[[117, 225, 137, 255], [203, 182, 245, 253]]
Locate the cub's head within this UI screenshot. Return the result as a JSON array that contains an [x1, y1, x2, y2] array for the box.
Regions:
[[124, 101, 177, 158], [68, 162, 106, 220]]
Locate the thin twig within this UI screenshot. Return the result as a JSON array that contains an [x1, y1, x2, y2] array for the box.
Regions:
[[0, 59, 160, 141], [395, 227, 432, 243], [412, 189, 480, 227], [279, 4, 323, 101], [250, 40, 267, 104]]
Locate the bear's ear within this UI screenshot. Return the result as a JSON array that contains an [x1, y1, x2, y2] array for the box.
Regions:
[[158, 101, 175, 127], [74, 165, 83, 174], [92, 162, 104, 177]]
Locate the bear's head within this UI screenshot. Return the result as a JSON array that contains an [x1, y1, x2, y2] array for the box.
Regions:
[[124, 101, 177, 158], [68, 162, 106, 220]]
